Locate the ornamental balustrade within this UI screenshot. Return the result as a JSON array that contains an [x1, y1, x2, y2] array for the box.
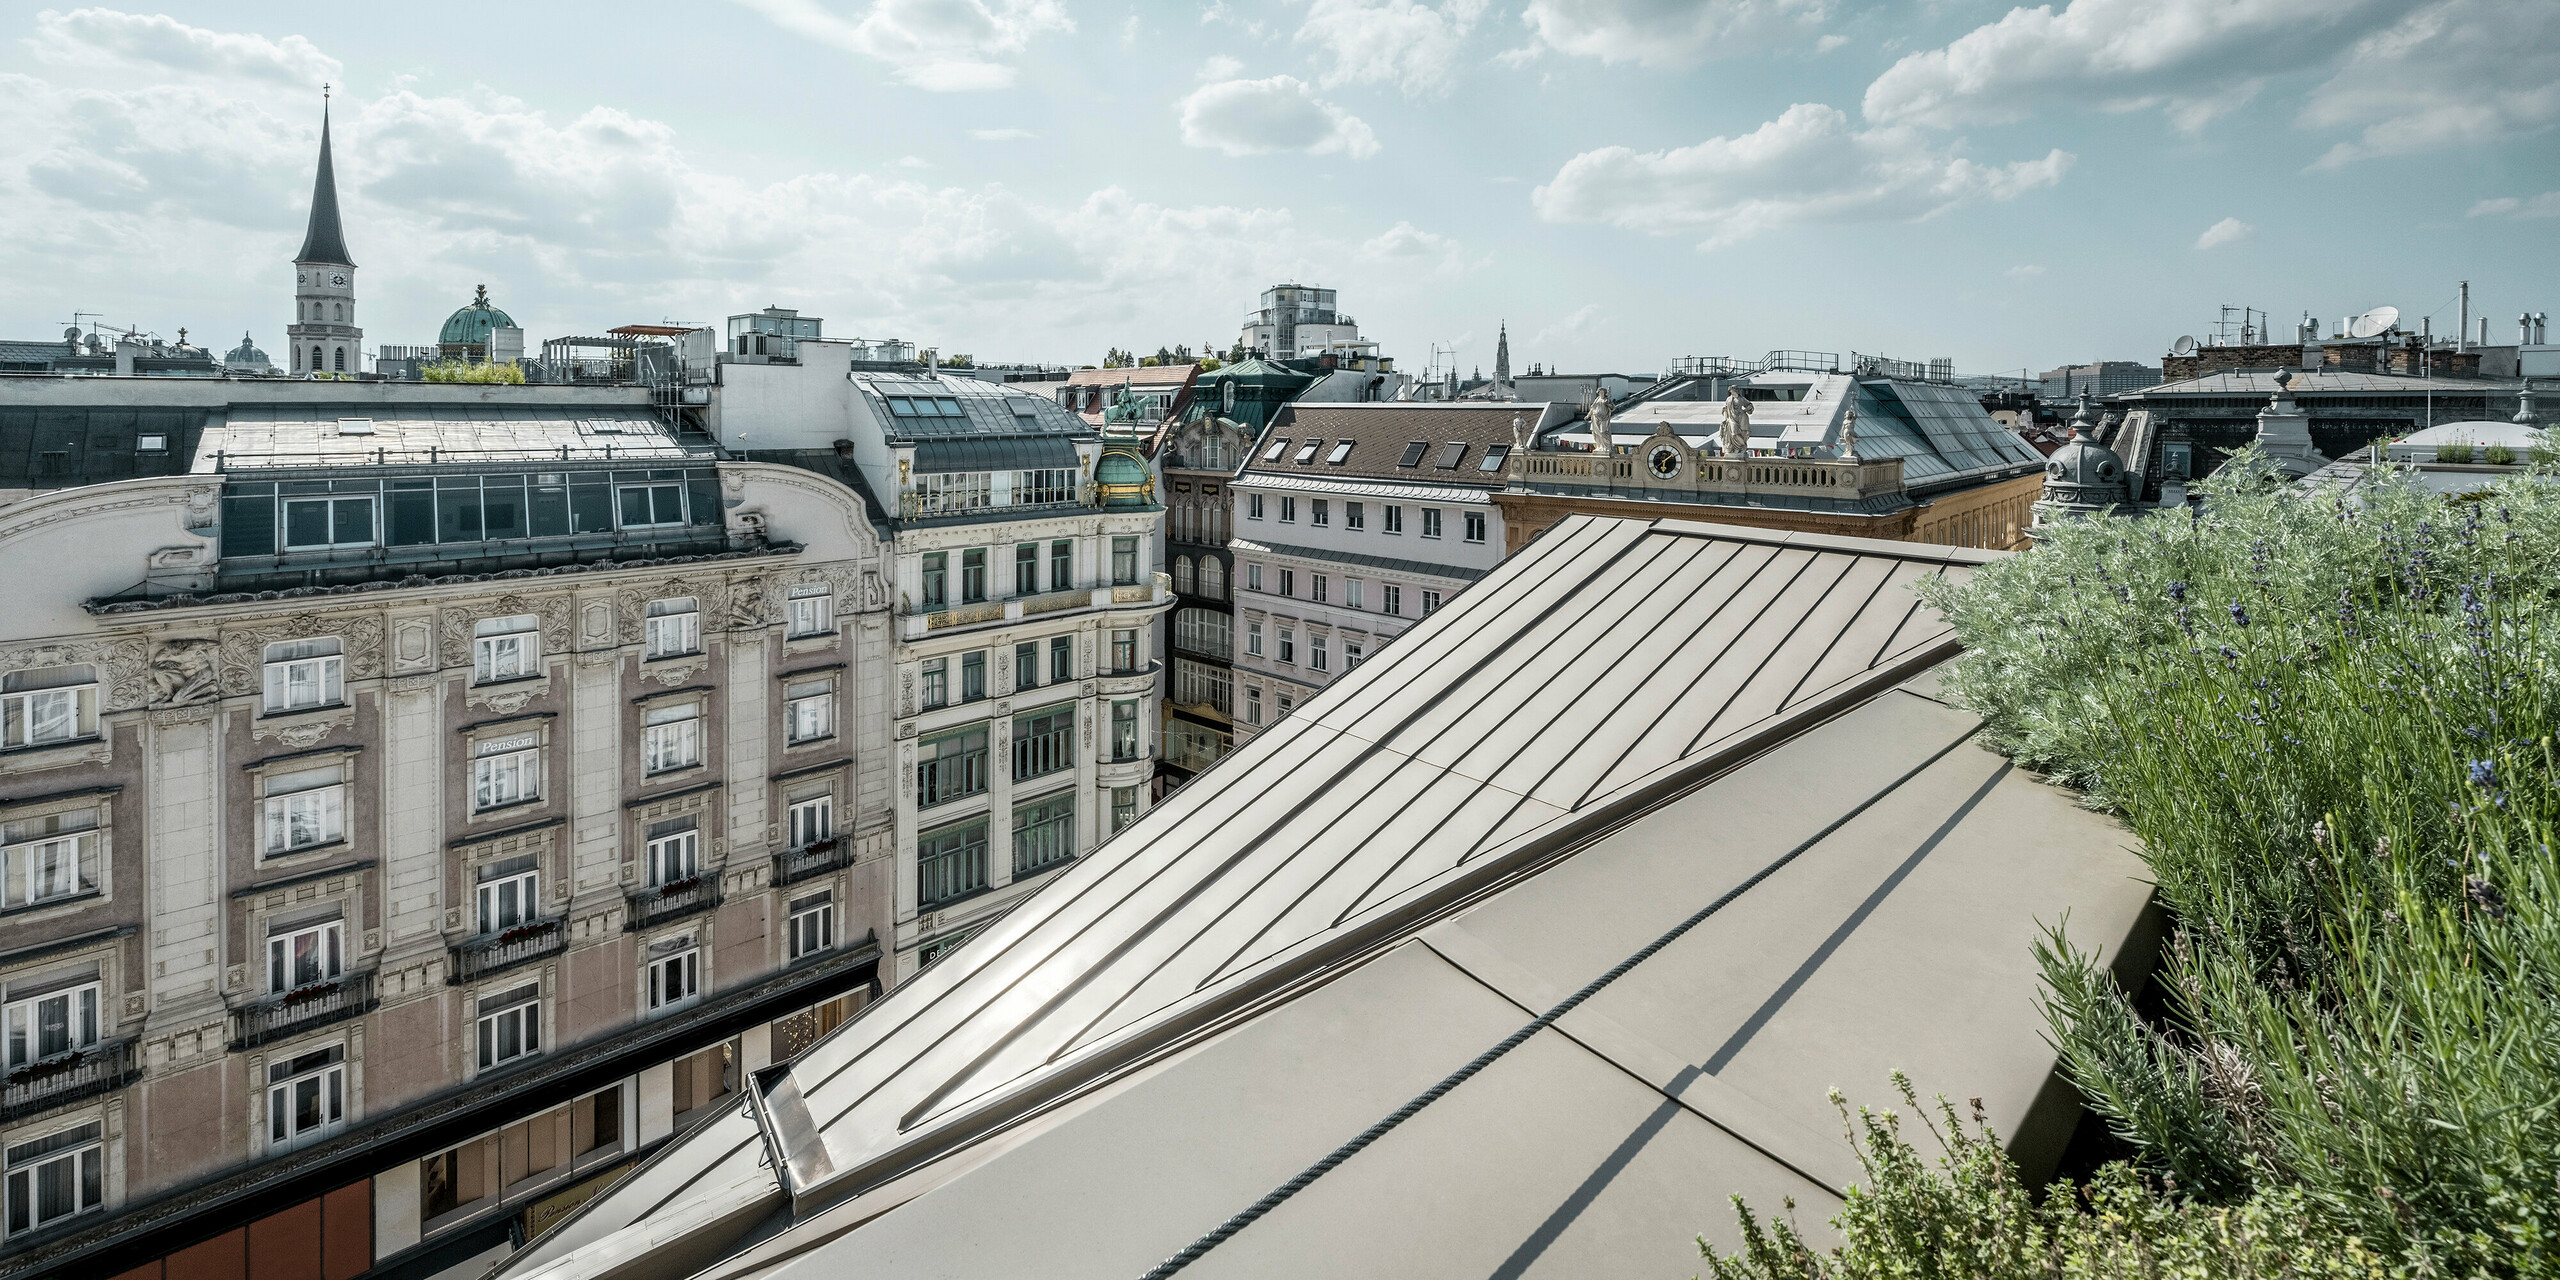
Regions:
[[448, 918, 567, 984], [235, 970, 376, 1049]]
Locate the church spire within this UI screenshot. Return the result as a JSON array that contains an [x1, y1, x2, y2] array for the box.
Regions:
[[297, 89, 354, 267], [1494, 320, 1510, 384]]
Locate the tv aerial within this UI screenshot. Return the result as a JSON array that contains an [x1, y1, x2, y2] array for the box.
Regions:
[[2171, 335, 2197, 356], [2347, 306, 2399, 339]]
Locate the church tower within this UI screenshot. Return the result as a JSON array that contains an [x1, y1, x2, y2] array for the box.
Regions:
[[1494, 321, 1510, 385], [286, 92, 359, 376]]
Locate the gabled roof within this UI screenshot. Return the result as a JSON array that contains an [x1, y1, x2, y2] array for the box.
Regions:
[[491, 518, 2153, 1280], [296, 106, 354, 267]]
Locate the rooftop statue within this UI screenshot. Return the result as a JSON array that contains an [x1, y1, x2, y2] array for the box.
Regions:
[[1838, 408, 1858, 460], [1102, 381, 1147, 425], [1587, 386, 1613, 456], [1719, 386, 1754, 458]]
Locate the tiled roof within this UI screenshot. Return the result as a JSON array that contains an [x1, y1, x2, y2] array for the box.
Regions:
[[1250, 403, 1567, 485]]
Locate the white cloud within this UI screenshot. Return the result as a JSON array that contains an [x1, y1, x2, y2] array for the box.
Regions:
[[1177, 74, 1379, 158], [1511, 0, 1832, 69], [1360, 219, 1469, 274], [2193, 216, 2252, 249], [2469, 191, 2560, 218], [1814, 33, 1848, 52], [2300, 0, 2560, 167], [1199, 1, 1274, 39], [1198, 54, 1244, 80], [1294, 0, 1487, 98], [970, 128, 1034, 140], [727, 0, 1072, 91], [897, 155, 931, 167], [1531, 303, 1598, 345], [2006, 264, 2045, 278], [27, 8, 339, 85], [1530, 102, 2071, 249], [1120, 10, 1142, 43], [1863, 0, 2390, 133]]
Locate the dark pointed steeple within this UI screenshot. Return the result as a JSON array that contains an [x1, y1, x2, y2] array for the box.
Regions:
[[297, 93, 354, 267], [1494, 321, 1510, 384]]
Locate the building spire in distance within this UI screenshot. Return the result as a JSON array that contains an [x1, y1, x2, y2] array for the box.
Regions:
[[297, 89, 355, 267]]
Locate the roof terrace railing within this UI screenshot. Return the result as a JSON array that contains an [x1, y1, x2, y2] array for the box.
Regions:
[[209, 442, 698, 470]]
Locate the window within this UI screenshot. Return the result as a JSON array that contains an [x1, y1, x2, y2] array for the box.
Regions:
[[472, 735, 540, 811], [1246, 621, 1263, 657], [1397, 441, 1428, 467], [1111, 786, 1138, 834], [916, 818, 989, 907], [617, 482, 687, 528], [1278, 628, 1296, 665], [261, 763, 345, 857], [1277, 693, 1294, 717], [1173, 609, 1232, 659], [1478, 444, 1511, 472], [3, 982, 99, 1072], [1112, 537, 1139, 585], [961, 549, 987, 603], [1262, 437, 1291, 462], [1199, 558, 1226, 599], [268, 920, 344, 994], [1245, 686, 1263, 725], [1013, 469, 1077, 506], [1345, 502, 1364, 531], [476, 984, 540, 1069], [1422, 508, 1443, 539], [1311, 499, 1329, 527], [1464, 510, 1487, 543], [1173, 556, 1195, 594], [3, 811, 97, 909], [267, 1045, 346, 1149], [1311, 636, 1330, 672], [1326, 440, 1354, 464], [1248, 494, 1264, 521], [472, 616, 538, 683], [786, 583, 833, 638], [1013, 705, 1074, 781], [647, 945, 700, 1011], [1346, 641, 1365, 670], [1345, 578, 1365, 610], [1049, 636, 1072, 683], [1015, 643, 1039, 689], [476, 858, 538, 933], [920, 657, 949, 710], [1435, 441, 1468, 469], [1311, 575, 1328, 604], [136, 434, 167, 453], [5, 1123, 103, 1237], [262, 638, 343, 713], [788, 892, 834, 960], [921, 552, 948, 609], [1112, 701, 1140, 761], [281, 493, 375, 550], [1112, 629, 1138, 673], [1422, 590, 1442, 616], [643, 703, 702, 773], [1012, 794, 1074, 876], [1279, 497, 1297, 524], [1172, 657, 1232, 713], [1279, 569, 1295, 598], [1383, 584, 1403, 616], [961, 651, 986, 702], [1247, 563, 1263, 592], [788, 795, 833, 849], [916, 726, 989, 808], [785, 678, 834, 743], [645, 819, 700, 887], [1050, 539, 1073, 591], [1015, 543, 1039, 596], [645, 597, 699, 659], [1, 665, 97, 749], [1294, 440, 1321, 464], [1383, 506, 1404, 535]]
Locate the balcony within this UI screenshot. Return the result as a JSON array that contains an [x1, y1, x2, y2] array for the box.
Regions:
[[902, 574, 1172, 641], [448, 918, 568, 985], [3, 1039, 139, 1123], [1514, 450, 1905, 503], [626, 877, 722, 932], [774, 837, 853, 887], [234, 971, 376, 1050]]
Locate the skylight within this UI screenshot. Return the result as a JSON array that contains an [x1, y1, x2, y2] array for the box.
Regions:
[[1397, 440, 1428, 467], [1477, 444, 1509, 471], [1326, 440, 1354, 464], [1435, 441, 1468, 469], [1264, 437, 1292, 461], [1294, 440, 1321, 463], [886, 396, 966, 418]]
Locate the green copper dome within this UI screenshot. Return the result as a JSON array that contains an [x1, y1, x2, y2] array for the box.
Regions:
[[1094, 446, 1153, 509], [439, 284, 517, 346]]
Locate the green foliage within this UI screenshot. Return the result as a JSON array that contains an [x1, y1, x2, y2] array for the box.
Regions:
[[2532, 430, 2560, 468], [2438, 440, 2478, 463], [1890, 447, 2560, 1273], [1102, 347, 1134, 369], [1700, 1076, 2392, 1280], [1198, 357, 1224, 372], [2486, 443, 2518, 466], [421, 358, 525, 384], [943, 353, 975, 368]]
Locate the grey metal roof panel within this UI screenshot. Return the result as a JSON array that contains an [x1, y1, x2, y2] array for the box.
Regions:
[[855, 373, 1092, 440], [911, 433, 1078, 473], [1229, 535, 1489, 583]]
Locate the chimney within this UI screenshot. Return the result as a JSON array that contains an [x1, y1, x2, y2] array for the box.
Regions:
[[2458, 280, 2470, 353]]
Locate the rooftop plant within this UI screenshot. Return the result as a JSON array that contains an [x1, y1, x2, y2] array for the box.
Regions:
[[1704, 448, 2560, 1275], [422, 358, 525, 384]]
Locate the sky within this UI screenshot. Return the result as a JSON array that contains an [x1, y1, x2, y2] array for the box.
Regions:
[[0, 0, 2554, 379]]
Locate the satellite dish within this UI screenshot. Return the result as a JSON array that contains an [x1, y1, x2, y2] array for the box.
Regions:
[[2348, 306, 2398, 339], [2171, 335, 2197, 356]]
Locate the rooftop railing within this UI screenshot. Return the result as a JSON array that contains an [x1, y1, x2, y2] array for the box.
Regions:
[[1516, 450, 1904, 501]]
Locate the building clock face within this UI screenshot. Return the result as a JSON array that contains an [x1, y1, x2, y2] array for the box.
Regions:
[[331, 273, 348, 287], [297, 272, 307, 286], [1647, 445, 1682, 479]]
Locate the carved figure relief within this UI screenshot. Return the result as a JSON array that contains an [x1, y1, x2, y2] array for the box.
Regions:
[[727, 579, 768, 630], [147, 638, 222, 706]]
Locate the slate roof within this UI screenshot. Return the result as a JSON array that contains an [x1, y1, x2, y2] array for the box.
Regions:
[[853, 372, 1092, 444], [1250, 403, 1569, 485], [296, 108, 355, 267], [493, 517, 2157, 1280]]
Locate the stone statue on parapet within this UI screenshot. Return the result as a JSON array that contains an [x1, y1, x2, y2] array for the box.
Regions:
[[1511, 412, 1529, 454], [1586, 387, 1613, 456], [1719, 386, 1754, 458], [1837, 409, 1858, 460]]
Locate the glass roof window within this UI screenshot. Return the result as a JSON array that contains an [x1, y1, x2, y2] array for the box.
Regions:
[[886, 396, 967, 418], [1263, 437, 1291, 461], [1326, 440, 1354, 464], [1293, 440, 1322, 463]]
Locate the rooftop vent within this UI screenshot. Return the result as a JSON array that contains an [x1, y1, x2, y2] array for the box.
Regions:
[[334, 418, 373, 436]]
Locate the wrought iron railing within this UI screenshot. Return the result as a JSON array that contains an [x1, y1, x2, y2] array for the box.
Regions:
[[2, 1039, 139, 1122], [625, 878, 721, 932], [774, 838, 852, 887], [235, 971, 375, 1049], [448, 918, 567, 985]]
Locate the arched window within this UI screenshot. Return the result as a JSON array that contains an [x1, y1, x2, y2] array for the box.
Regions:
[[1221, 379, 1236, 413], [1197, 558, 1225, 600], [333, 303, 344, 321], [292, 345, 302, 371], [1173, 556, 1195, 594], [332, 347, 345, 372], [311, 346, 324, 372]]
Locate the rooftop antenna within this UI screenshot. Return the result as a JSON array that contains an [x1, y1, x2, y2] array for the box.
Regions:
[[2347, 306, 2398, 339], [2172, 335, 2197, 356]]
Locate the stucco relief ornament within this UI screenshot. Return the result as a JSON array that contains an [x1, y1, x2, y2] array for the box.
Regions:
[[147, 638, 222, 706], [1719, 386, 1754, 458], [863, 571, 888, 611], [728, 580, 768, 630]]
